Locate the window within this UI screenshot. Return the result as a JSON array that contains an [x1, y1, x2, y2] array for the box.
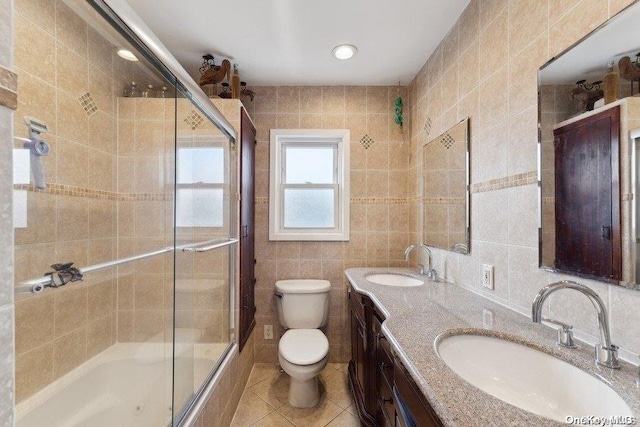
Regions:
[[269, 129, 350, 241], [176, 145, 226, 228]]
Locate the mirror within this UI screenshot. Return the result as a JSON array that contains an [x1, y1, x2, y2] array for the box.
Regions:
[[422, 118, 470, 253], [538, 0, 640, 287]]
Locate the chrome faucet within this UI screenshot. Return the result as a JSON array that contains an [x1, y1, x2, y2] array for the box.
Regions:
[[532, 280, 620, 369], [403, 244, 437, 280]]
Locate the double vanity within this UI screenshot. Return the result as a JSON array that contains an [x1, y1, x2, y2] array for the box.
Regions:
[[345, 268, 640, 426]]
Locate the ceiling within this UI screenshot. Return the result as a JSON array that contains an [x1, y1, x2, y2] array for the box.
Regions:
[[125, 0, 470, 86]]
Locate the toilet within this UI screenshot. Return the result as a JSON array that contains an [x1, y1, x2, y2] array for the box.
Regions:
[[275, 279, 330, 408]]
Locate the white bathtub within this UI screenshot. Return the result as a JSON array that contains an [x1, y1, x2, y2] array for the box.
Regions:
[[16, 341, 229, 427]]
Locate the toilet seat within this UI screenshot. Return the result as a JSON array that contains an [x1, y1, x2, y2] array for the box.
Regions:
[[279, 329, 328, 365]]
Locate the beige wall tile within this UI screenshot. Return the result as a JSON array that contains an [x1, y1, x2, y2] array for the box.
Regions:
[[479, 0, 508, 31], [549, 0, 608, 57], [55, 0, 87, 59], [478, 8, 508, 82], [86, 315, 113, 358], [14, 14, 55, 84], [88, 26, 114, 76], [14, 192, 56, 246], [345, 86, 366, 112], [300, 87, 322, 113], [54, 286, 88, 337], [458, 1, 480, 47], [277, 86, 300, 113], [508, 35, 548, 117], [56, 42, 88, 97], [15, 294, 54, 355], [15, 71, 57, 136], [53, 328, 87, 378], [322, 86, 345, 114], [609, 0, 636, 15], [508, 0, 548, 56], [56, 89, 89, 144], [56, 195, 89, 242], [15, 342, 54, 403]]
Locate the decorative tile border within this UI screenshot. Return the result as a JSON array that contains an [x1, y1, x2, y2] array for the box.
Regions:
[[350, 197, 408, 205], [0, 66, 18, 110], [622, 193, 633, 201], [256, 196, 412, 205], [470, 171, 537, 194], [14, 183, 171, 201], [542, 196, 555, 205], [423, 197, 465, 204]]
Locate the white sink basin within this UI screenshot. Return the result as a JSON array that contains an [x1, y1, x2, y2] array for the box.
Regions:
[[436, 334, 633, 422], [365, 273, 423, 287]]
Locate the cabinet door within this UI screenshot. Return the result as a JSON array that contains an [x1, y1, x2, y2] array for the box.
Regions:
[[350, 297, 366, 394], [554, 106, 621, 281], [238, 108, 256, 351], [371, 311, 394, 426], [348, 287, 377, 427]]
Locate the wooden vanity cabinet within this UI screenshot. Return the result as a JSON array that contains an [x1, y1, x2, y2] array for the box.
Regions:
[[348, 285, 377, 426], [372, 312, 395, 427], [348, 284, 443, 427]]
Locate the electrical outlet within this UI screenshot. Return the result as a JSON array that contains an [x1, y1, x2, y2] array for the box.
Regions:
[[482, 264, 494, 290], [264, 325, 273, 340]]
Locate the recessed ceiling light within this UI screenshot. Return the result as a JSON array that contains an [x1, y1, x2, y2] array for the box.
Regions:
[[332, 44, 357, 60], [117, 49, 138, 62]]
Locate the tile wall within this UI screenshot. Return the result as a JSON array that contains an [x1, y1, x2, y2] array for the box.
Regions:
[[407, 0, 640, 360], [0, 0, 15, 422], [11, 0, 129, 402], [115, 96, 174, 344], [241, 86, 411, 363], [194, 330, 255, 427]]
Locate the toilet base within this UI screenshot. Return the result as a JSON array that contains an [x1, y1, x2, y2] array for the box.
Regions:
[[288, 376, 320, 408]]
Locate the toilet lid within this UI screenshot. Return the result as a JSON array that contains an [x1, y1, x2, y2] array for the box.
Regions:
[[279, 329, 329, 365]]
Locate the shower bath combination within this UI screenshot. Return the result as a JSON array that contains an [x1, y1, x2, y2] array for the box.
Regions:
[[19, 116, 50, 189]]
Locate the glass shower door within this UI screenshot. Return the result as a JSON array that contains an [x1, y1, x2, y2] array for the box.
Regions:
[[171, 94, 236, 422]]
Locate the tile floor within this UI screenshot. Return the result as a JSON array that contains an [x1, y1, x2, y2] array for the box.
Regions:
[[230, 363, 360, 427]]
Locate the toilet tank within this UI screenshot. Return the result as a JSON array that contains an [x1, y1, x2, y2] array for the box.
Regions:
[[275, 280, 331, 329]]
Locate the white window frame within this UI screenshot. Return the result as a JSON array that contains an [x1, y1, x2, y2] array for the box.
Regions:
[[269, 129, 350, 241], [175, 136, 229, 229]]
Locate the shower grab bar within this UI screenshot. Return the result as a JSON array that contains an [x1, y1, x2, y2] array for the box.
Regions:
[[182, 238, 238, 253], [15, 238, 239, 294]]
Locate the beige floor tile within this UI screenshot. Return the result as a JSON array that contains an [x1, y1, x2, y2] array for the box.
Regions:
[[345, 404, 357, 416], [231, 391, 275, 427], [247, 363, 282, 388], [250, 370, 290, 409], [278, 398, 343, 427], [325, 363, 342, 372], [249, 412, 295, 427], [321, 369, 353, 409], [325, 410, 360, 427]]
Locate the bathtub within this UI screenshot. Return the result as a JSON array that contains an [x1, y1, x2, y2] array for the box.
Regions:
[[16, 341, 230, 427]]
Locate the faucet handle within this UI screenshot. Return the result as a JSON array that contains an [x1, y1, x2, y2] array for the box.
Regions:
[[427, 269, 438, 282], [542, 318, 577, 349]]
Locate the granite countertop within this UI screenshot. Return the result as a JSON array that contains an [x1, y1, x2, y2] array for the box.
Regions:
[[344, 267, 640, 427]]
